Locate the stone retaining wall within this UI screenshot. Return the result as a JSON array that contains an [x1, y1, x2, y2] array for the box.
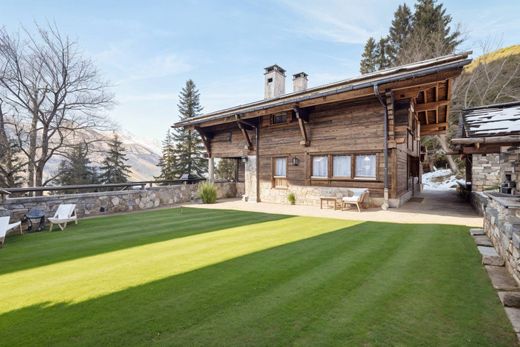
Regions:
[[0, 182, 238, 231], [472, 154, 500, 192], [483, 197, 520, 284]]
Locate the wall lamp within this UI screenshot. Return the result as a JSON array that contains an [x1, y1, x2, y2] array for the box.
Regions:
[[292, 157, 300, 166]]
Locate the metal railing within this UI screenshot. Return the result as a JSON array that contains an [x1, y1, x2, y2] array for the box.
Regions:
[[0, 178, 206, 198]]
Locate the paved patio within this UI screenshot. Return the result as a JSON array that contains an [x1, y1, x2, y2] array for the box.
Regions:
[[187, 189, 481, 227]]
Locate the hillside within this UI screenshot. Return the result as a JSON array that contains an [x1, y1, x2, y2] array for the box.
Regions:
[[465, 45, 520, 72], [44, 129, 161, 182]]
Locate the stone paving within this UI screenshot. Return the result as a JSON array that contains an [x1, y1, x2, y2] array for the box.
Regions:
[[187, 189, 482, 227]]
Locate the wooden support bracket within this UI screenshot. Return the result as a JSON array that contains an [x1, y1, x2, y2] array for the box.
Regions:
[[294, 106, 310, 147], [235, 116, 254, 150], [194, 126, 212, 157]]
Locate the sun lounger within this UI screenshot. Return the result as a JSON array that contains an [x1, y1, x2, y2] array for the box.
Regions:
[[48, 204, 78, 231], [0, 216, 22, 248]]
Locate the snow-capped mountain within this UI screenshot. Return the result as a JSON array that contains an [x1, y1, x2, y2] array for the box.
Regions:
[[44, 129, 162, 182]]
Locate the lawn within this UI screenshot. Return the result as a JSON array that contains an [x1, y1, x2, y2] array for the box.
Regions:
[[0, 207, 515, 346]]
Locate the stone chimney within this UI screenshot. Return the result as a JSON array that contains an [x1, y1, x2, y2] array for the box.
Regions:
[[292, 72, 308, 92], [264, 64, 286, 99]]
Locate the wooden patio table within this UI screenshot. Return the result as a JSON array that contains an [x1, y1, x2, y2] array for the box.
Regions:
[[320, 197, 341, 210]]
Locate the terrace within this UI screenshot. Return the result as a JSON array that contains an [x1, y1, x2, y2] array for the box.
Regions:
[[0, 191, 517, 345]]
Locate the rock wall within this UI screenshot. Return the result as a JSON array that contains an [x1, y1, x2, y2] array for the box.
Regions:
[[483, 196, 520, 284], [472, 153, 501, 191], [257, 182, 400, 207], [0, 182, 238, 231]]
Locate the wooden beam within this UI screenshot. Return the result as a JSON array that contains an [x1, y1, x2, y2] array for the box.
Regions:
[[415, 100, 450, 112], [294, 107, 310, 146], [236, 121, 253, 150], [462, 144, 502, 154], [194, 126, 212, 157], [435, 83, 439, 124], [452, 135, 520, 145]]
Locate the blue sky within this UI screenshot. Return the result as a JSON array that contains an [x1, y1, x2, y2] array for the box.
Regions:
[[1, 0, 519, 142]]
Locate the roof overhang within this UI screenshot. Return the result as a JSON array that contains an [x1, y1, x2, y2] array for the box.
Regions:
[[173, 52, 472, 129]]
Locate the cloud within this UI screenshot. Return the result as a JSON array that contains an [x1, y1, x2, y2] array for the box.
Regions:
[[279, 0, 393, 44]]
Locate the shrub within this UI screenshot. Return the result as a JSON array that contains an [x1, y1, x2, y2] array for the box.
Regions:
[[287, 192, 296, 205], [198, 182, 217, 204]]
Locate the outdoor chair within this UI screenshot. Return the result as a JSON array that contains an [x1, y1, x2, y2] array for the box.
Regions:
[[342, 189, 370, 212], [0, 216, 22, 248], [49, 204, 78, 231]]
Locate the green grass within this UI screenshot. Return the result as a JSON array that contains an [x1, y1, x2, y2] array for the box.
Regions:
[[0, 208, 515, 346]]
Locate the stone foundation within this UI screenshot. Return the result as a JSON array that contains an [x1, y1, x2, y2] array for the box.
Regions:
[[483, 195, 520, 284], [0, 182, 238, 232], [257, 182, 408, 208]]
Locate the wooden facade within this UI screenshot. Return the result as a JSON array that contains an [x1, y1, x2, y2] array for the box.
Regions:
[[176, 53, 471, 207]]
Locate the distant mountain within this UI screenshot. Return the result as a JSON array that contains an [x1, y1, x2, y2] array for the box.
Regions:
[[44, 129, 161, 182]]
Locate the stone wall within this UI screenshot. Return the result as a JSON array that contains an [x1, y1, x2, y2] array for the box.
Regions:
[[483, 196, 520, 284], [472, 153, 500, 191], [472, 146, 520, 193], [257, 181, 403, 208], [0, 182, 238, 232]]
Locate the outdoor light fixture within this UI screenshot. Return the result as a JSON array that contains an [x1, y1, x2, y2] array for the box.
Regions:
[[292, 157, 300, 166]]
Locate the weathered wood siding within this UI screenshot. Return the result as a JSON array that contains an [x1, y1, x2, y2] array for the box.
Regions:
[[257, 99, 388, 198], [206, 97, 420, 201]]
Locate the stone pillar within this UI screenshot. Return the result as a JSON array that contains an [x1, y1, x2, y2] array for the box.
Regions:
[[244, 155, 257, 202], [208, 157, 215, 183]]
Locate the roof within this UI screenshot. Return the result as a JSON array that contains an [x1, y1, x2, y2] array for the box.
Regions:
[[174, 52, 472, 128], [462, 102, 520, 137]]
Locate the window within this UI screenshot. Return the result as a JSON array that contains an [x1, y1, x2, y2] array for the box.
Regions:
[[333, 155, 351, 177], [312, 156, 328, 178], [271, 113, 288, 125], [274, 157, 287, 177], [273, 157, 287, 188], [355, 155, 376, 179]]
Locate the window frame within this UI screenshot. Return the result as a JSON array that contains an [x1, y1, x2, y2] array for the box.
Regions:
[[272, 156, 288, 189], [270, 112, 291, 126], [354, 154, 377, 180], [307, 152, 379, 182], [332, 154, 352, 179], [273, 156, 287, 178], [311, 155, 329, 179]]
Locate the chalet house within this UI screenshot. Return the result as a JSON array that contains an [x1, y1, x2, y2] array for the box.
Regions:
[[453, 102, 520, 195], [174, 53, 471, 208]]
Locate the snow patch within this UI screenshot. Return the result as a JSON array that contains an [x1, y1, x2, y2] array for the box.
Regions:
[[422, 169, 465, 191]]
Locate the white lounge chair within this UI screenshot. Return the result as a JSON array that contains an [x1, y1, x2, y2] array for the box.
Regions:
[[342, 189, 370, 212], [0, 216, 22, 248], [48, 204, 78, 231]]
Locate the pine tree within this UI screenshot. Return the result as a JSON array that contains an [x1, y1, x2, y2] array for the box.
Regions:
[[387, 3, 413, 65], [360, 37, 378, 74], [155, 129, 177, 181], [54, 143, 98, 186], [172, 80, 207, 178], [398, 0, 462, 64], [375, 37, 391, 70], [99, 134, 132, 184], [0, 139, 24, 188], [216, 158, 237, 181]]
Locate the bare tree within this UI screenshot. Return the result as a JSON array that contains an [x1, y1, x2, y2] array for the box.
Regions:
[[451, 41, 520, 111], [0, 23, 114, 190]]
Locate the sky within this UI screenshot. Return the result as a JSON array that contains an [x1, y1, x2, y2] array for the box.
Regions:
[[1, 0, 519, 144]]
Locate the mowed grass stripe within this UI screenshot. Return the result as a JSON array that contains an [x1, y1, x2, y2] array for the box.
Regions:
[[165, 223, 408, 345], [0, 216, 358, 314], [0, 208, 287, 275], [0, 208, 516, 346]]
